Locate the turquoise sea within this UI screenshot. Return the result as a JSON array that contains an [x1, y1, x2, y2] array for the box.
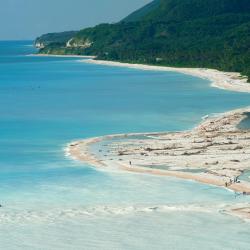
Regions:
[[1, 41, 250, 250]]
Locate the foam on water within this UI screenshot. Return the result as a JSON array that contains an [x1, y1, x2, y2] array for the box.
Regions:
[[0, 209, 250, 250], [0, 203, 234, 224]]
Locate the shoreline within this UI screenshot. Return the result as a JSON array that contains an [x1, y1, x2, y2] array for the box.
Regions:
[[29, 54, 96, 59], [31, 54, 250, 93], [66, 107, 250, 220], [66, 107, 250, 195], [81, 59, 250, 93]]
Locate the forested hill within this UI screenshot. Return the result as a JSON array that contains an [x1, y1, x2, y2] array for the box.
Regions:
[[122, 0, 161, 23], [36, 0, 250, 80]]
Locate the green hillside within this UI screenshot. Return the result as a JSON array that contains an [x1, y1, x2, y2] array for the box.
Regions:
[[122, 0, 160, 23], [128, 0, 250, 22], [35, 31, 77, 48], [37, 0, 250, 80]]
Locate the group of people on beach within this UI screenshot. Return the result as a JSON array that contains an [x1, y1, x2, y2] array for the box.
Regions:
[[225, 177, 250, 196], [128, 160, 250, 196], [225, 176, 239, 187]]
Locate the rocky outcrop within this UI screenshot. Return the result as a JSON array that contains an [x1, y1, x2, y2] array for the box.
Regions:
[[66, 38, 93, 48], [35, 42, 45, 49]]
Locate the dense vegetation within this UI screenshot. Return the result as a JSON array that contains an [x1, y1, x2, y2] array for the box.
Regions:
[[35, 31, 77, 47], [36, 0, 250, 80]]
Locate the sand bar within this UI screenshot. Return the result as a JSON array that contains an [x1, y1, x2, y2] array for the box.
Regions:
[[66, 107, 250, 195]]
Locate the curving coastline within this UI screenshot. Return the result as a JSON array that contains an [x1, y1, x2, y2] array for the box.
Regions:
[[82, 59, 250, 93], [35, 55, 250, 93], [30, 54, 96, 59], [66, 107, 250, 193]]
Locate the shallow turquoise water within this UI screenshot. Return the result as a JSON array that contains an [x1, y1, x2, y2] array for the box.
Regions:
[[238, 112, 250, 129], [1, 41, 250, 249], [240, 170, 250, 182]]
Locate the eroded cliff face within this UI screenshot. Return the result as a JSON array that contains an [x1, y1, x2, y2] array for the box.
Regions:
[[34, 41, 45, 49], [34, 31, 78, 50], [66, 38, 93, 48]]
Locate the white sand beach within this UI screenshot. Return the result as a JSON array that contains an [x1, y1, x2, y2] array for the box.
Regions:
[[82, 59, 250, 93], [34, 55, 250, 92], [66, 107, 250, 193], [66, 107, 250, 219], [30, 54, 96, 59]]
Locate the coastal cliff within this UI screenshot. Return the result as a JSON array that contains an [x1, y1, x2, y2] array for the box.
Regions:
[[34, 31, 77, 51]]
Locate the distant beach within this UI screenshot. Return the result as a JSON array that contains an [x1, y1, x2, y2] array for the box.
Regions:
[[82, 59, 250, 93], [30, 54, 96, 59], [34, 55, 250, 93]]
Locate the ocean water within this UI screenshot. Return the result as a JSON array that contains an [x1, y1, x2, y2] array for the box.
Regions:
[[1, 41, 250, 249]]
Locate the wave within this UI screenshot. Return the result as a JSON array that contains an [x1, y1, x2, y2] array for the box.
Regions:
[[0, 203, 235, 223]]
